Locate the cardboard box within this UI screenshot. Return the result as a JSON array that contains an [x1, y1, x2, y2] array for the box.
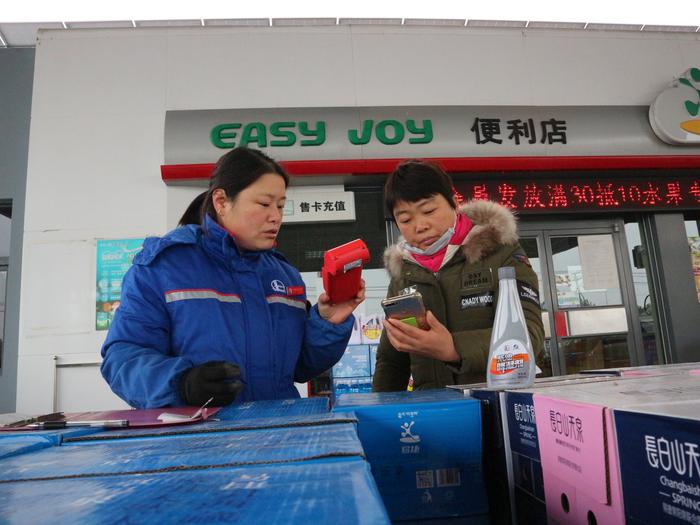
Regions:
[[215, 396, 329, 420], [333, 377, 373, 400], [0, 423, 364, 482], [63, 411, 358, 443], [462, 374, 622, 525], [531, 373, 700, 525], [333, 344, 371, 378], [332, 389, 487, 521], [615, 400, 700, 525], [0, 457, 391, 524]]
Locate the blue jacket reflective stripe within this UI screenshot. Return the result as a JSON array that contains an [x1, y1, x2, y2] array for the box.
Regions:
[[101, 216, 353, 408]]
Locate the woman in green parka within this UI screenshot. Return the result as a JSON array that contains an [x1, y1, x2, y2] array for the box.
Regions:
[[372, 160, 545, 392]]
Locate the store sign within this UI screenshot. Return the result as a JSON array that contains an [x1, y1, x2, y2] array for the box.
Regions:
[[282, 185, 355, 223], [455, 175, 700, 213], [164, 106, 693, 166], [650, 67, 700, 145]]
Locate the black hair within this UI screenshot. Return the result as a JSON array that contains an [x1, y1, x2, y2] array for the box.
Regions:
[[178, 191, 207, 226], [202, 147, 290, 223], [384, 159, 456, 218]]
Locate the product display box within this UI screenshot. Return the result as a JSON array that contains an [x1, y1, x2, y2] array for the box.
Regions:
[[332, 388, 487, 522], [0, 457, 391, 525], [531, 372, 700, 525], [332, 344, 371, 378], [215, 396, 329, 420], [614, 400, 700, 525], [332, 377, 372, 400], [461, 373, 634, 525], [0, 423, 364, 482], [579, 361, 700, 377], [369, 345, 378, 375], [0, 434, 55, 460], [63, 411, 358, 443]]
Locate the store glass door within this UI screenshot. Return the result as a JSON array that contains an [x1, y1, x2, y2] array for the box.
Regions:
[[519, 219, 643, 376]]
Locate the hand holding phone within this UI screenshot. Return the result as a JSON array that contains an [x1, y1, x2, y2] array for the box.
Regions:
[[381, 291, 428, 330]]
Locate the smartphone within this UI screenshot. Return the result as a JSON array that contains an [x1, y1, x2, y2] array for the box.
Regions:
[[381, 291, 428, 330]]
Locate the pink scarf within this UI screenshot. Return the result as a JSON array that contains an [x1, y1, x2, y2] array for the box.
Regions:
[[412, 213, 473, 272]]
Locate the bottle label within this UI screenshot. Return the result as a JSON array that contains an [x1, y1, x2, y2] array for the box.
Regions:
[[489, 339, 530, 375]]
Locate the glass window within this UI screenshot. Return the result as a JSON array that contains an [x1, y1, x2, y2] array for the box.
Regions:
[[625, 221, 661, 366], [685, 214, 700, 303], [519, 237, 553, 378], [275, 189, 386, 272], [550, 235, 622, 308]]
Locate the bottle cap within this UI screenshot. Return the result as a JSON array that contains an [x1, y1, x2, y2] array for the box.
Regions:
[[498, 266, 516, 279]]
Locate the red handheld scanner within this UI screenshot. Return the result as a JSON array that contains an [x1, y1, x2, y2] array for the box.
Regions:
[[322, 239, 370, 305]]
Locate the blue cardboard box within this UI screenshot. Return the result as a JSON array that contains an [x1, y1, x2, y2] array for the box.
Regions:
[[332, 377, 372, 401], [0, 457, 391, 524], [332, 389, 487, 521], [0, 434, 54, 460], [64, 411, 357, 443], [215, 396, 329, 420], [0, 423, 364, 482], [369, 345, 378, 375], [615, 401, 700, 525], [333, 344, 371, 378]]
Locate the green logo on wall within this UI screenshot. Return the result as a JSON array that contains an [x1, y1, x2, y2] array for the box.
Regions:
[[649, 67, 700, 144], [210, 119, 434, 148]]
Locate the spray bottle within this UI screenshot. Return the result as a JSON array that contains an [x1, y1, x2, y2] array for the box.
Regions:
[[486, 266, 536, 389]]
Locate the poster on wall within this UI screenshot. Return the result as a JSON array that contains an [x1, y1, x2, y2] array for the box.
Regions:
[[96, 238, 144, 331], [555, 266, 583, 307], [689, 236, 700, 302]]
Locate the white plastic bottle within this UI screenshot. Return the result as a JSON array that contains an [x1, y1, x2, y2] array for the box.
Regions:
[[486, 266, 536, 389]]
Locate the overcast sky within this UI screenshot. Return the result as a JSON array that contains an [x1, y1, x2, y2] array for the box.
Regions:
[[3, 0, 700, 26]]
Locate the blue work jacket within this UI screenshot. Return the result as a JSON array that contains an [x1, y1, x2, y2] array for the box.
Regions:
[[101, 216, 353, 408]]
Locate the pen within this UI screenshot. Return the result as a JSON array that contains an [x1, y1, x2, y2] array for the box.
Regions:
[[28, 419, 129, 429]]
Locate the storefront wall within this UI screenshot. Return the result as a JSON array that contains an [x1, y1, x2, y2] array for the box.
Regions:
[[14, 25, 700, 413]]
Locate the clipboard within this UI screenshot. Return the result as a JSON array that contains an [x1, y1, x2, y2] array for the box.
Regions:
[[0, 405, 221, 431]]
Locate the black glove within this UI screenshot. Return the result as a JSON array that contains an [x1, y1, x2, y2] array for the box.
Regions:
[[179, 361, 244, 407]]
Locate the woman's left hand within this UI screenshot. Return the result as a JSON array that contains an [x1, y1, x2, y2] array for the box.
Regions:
[[382, 310, 461, 363], [317, 279, 366, 324]]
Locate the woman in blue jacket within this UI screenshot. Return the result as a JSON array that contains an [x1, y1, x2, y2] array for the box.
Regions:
[[101, 147, 364, 408]]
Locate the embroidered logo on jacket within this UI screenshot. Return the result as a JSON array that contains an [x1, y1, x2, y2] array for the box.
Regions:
[[287, 286, 305, 296], [460, 291, 495, 310], [517, 281, 540, 306], [270, 279, 287, 294], [462, 269, 493, 290]]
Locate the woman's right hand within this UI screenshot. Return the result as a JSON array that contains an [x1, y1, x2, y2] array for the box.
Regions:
[[317, 279, 366, 324]]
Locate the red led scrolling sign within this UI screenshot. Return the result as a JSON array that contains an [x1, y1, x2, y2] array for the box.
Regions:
[[454, 176, 700, 213]]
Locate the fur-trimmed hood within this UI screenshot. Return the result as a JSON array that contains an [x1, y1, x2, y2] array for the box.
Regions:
[[384, 199, 518, 279]]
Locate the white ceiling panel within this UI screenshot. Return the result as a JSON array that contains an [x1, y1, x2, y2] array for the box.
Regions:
[[642, 24, 700, 32], [272, 18, 337, 27], [404, 19, 466, 26], [338, 18, 402, 25], [134, 19, 202, 27], [203, 19, 270, 27], [65, 21, 134, 29], [466, 19, 527, 28]]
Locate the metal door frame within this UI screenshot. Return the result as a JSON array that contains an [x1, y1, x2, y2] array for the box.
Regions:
[[519, 218, 645, 375]]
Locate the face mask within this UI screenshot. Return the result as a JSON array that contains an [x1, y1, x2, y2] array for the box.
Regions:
[[400, 221, 456, 256]]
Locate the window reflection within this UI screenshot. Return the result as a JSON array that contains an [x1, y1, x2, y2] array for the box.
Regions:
[[551, 235, 622, 308]]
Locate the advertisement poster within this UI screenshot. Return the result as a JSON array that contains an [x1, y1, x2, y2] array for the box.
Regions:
[[96, 238, 144, 331], [555, 265, 583, 307], [690, 236, 700, 302]]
